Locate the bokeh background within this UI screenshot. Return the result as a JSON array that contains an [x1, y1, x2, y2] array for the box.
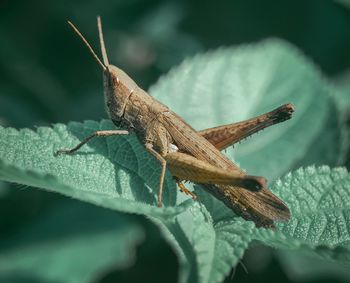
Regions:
[[1, 0, 350, 282]]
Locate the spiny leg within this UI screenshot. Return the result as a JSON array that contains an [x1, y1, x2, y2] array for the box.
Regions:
[[198, 103, 294, 150], [145, 143, 167, 207], [175, 178, 197, 200], [55, 130, 129, 155]]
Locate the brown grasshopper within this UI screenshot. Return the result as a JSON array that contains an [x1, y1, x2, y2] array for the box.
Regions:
[[56, 17, 294, 228]]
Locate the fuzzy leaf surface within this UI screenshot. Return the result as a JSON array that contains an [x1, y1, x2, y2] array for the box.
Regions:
[[254, 167, 350, 264], [0, 39, 349, 283]]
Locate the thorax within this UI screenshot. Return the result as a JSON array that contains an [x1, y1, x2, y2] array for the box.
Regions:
[[122, 88, 169, 140]]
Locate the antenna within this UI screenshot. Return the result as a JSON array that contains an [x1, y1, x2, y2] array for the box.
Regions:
[[97, 16, 110, 66], [67, 21, 106, 71]]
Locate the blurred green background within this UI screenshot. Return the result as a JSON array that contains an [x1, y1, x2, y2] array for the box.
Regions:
[[1, 0, 350, 282]]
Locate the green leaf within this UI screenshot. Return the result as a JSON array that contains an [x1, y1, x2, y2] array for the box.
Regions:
[[0, 200, 144, 283], [150, 39, 345, 180], [336, 0, 350, 9], [254, 166, 350, 263], [333, 70, 350, 113], [1, 38, 349, 283], [332, 71, 350, 166], [151, 205, 255, 283], [277, 250, 350, 282], [0, 121, 254, 283], [0, 121, 190, 219]]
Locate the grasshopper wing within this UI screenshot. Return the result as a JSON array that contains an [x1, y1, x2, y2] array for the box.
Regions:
[[203, 184, 290, 228]]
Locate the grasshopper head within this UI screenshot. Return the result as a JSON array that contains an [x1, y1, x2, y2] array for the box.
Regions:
[[103, 65, 137, 124], [97, 17, 138, 125], [68, 17, 137, 126]]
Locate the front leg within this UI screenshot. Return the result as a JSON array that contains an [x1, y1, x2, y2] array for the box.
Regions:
[[144, 119, 173, 207], [145, 143, 167, 207], [55, 130, 129, 155]]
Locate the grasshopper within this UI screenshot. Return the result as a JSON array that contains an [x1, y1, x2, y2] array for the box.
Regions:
[[56, 17, 294, 228]]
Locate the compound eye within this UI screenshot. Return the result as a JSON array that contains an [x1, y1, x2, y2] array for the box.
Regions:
[[111, 75, 120, 87]]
